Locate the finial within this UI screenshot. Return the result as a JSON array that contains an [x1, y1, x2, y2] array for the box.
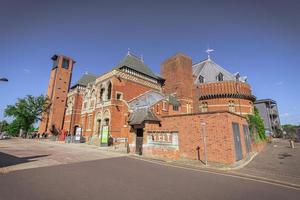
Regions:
[[140, 54, 144, 62], [206, 48, 214, 60], [127, 48, 131, 56]]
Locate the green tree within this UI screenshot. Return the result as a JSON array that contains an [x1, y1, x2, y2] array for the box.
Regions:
[[282, 124, 298, 140], [4, 95, 50, 136], [0, 120, 9, 133], [247, 107, 266, 142]]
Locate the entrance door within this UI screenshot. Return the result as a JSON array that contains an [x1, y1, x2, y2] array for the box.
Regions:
[[243, 125, 252, 153], [135, 128, 143, 155], [232, 123, 243, 161]]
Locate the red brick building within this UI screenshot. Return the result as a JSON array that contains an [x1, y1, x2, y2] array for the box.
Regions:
[[40, 51, 257, 164], [39, 55, 75, 135]]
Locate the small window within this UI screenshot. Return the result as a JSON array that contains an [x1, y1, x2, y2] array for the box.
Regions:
[[162, 101, 167, 111], [83, 102, 87, 109], [217, 73, 224, 81], [116, 92, 123, 100], [100, 88, 105, 101], [229, 101, 235, 112], [62, 58, 69, 69], [90, 100, 95, 108], [200, 102, 208, 112], [107, 82, 112, 100], [173, 105, 179, 111], [186, 104, 191, 113], [52, 58, 59, 68], [198, 75, 204, 83], [88, 115, 92, 129]]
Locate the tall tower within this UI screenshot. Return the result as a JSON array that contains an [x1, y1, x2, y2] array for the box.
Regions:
[[39, 54, 75, 134], [161, 53, 193, 99]]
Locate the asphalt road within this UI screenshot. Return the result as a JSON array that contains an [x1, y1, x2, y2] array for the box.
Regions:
[[0, 156, 299, 200]]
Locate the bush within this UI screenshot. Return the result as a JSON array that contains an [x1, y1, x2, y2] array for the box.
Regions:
[[247, 107, 266, 142]]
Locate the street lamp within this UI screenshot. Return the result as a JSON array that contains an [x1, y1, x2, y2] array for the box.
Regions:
[[0, 77, 8, 82]]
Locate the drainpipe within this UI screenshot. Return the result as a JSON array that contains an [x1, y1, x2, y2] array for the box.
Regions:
[[201, 122, 207, 166]]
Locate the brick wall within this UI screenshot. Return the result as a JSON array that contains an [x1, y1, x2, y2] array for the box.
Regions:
[[143, 112, 249, 164], [161, 53, 193, 99]]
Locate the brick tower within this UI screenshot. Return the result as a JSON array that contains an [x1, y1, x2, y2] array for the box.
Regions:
[[39, 54, 75, 135], [161, 53, 194, 113], [161, 53, 193, 99]]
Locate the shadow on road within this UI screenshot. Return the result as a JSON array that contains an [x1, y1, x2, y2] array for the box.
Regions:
[[0, 152, 49, 168], [278, 153, 292, 159]]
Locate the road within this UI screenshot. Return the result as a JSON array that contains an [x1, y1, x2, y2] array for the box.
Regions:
[[0, 139, 299, 200]]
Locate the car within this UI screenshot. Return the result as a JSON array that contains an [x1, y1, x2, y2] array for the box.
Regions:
[[0, 132, 11, 140]]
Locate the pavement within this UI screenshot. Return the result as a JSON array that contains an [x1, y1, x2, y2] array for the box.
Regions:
[[233, 139, 300, 186], [0, 138, 124, 173], [0, 138, 299, 200]]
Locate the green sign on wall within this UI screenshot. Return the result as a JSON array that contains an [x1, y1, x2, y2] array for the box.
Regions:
[[101, 126, 109, 144]]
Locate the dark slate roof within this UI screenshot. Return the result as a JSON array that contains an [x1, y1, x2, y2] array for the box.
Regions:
[[128, 108, 160, 125], [71, 73, 97, 88], [116, 52, 159, 80], [167, 95, 181, 106]]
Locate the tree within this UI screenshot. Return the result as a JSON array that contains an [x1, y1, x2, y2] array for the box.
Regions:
[[0, 120, 9, 133], [4, 95, 50, 136], [247, 107, 266, 142], [282, 124, 298, 140]]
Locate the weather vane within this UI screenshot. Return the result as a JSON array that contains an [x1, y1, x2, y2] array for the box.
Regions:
[[206, 48, 214, 60], [127, 48, 131, 55]]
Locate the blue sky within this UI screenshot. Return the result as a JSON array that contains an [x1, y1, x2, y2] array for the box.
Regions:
[[0, 0, 299, 125]]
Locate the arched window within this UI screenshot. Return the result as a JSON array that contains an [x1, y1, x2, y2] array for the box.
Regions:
[[107, 82, 112, 100], [198, 75, 204, 83], [249, 102, 253, 113], [100, 87, 105, 101], [217, 73, 224, 81], [200, 102, 208, 112], [229, 101, 235, 112]]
